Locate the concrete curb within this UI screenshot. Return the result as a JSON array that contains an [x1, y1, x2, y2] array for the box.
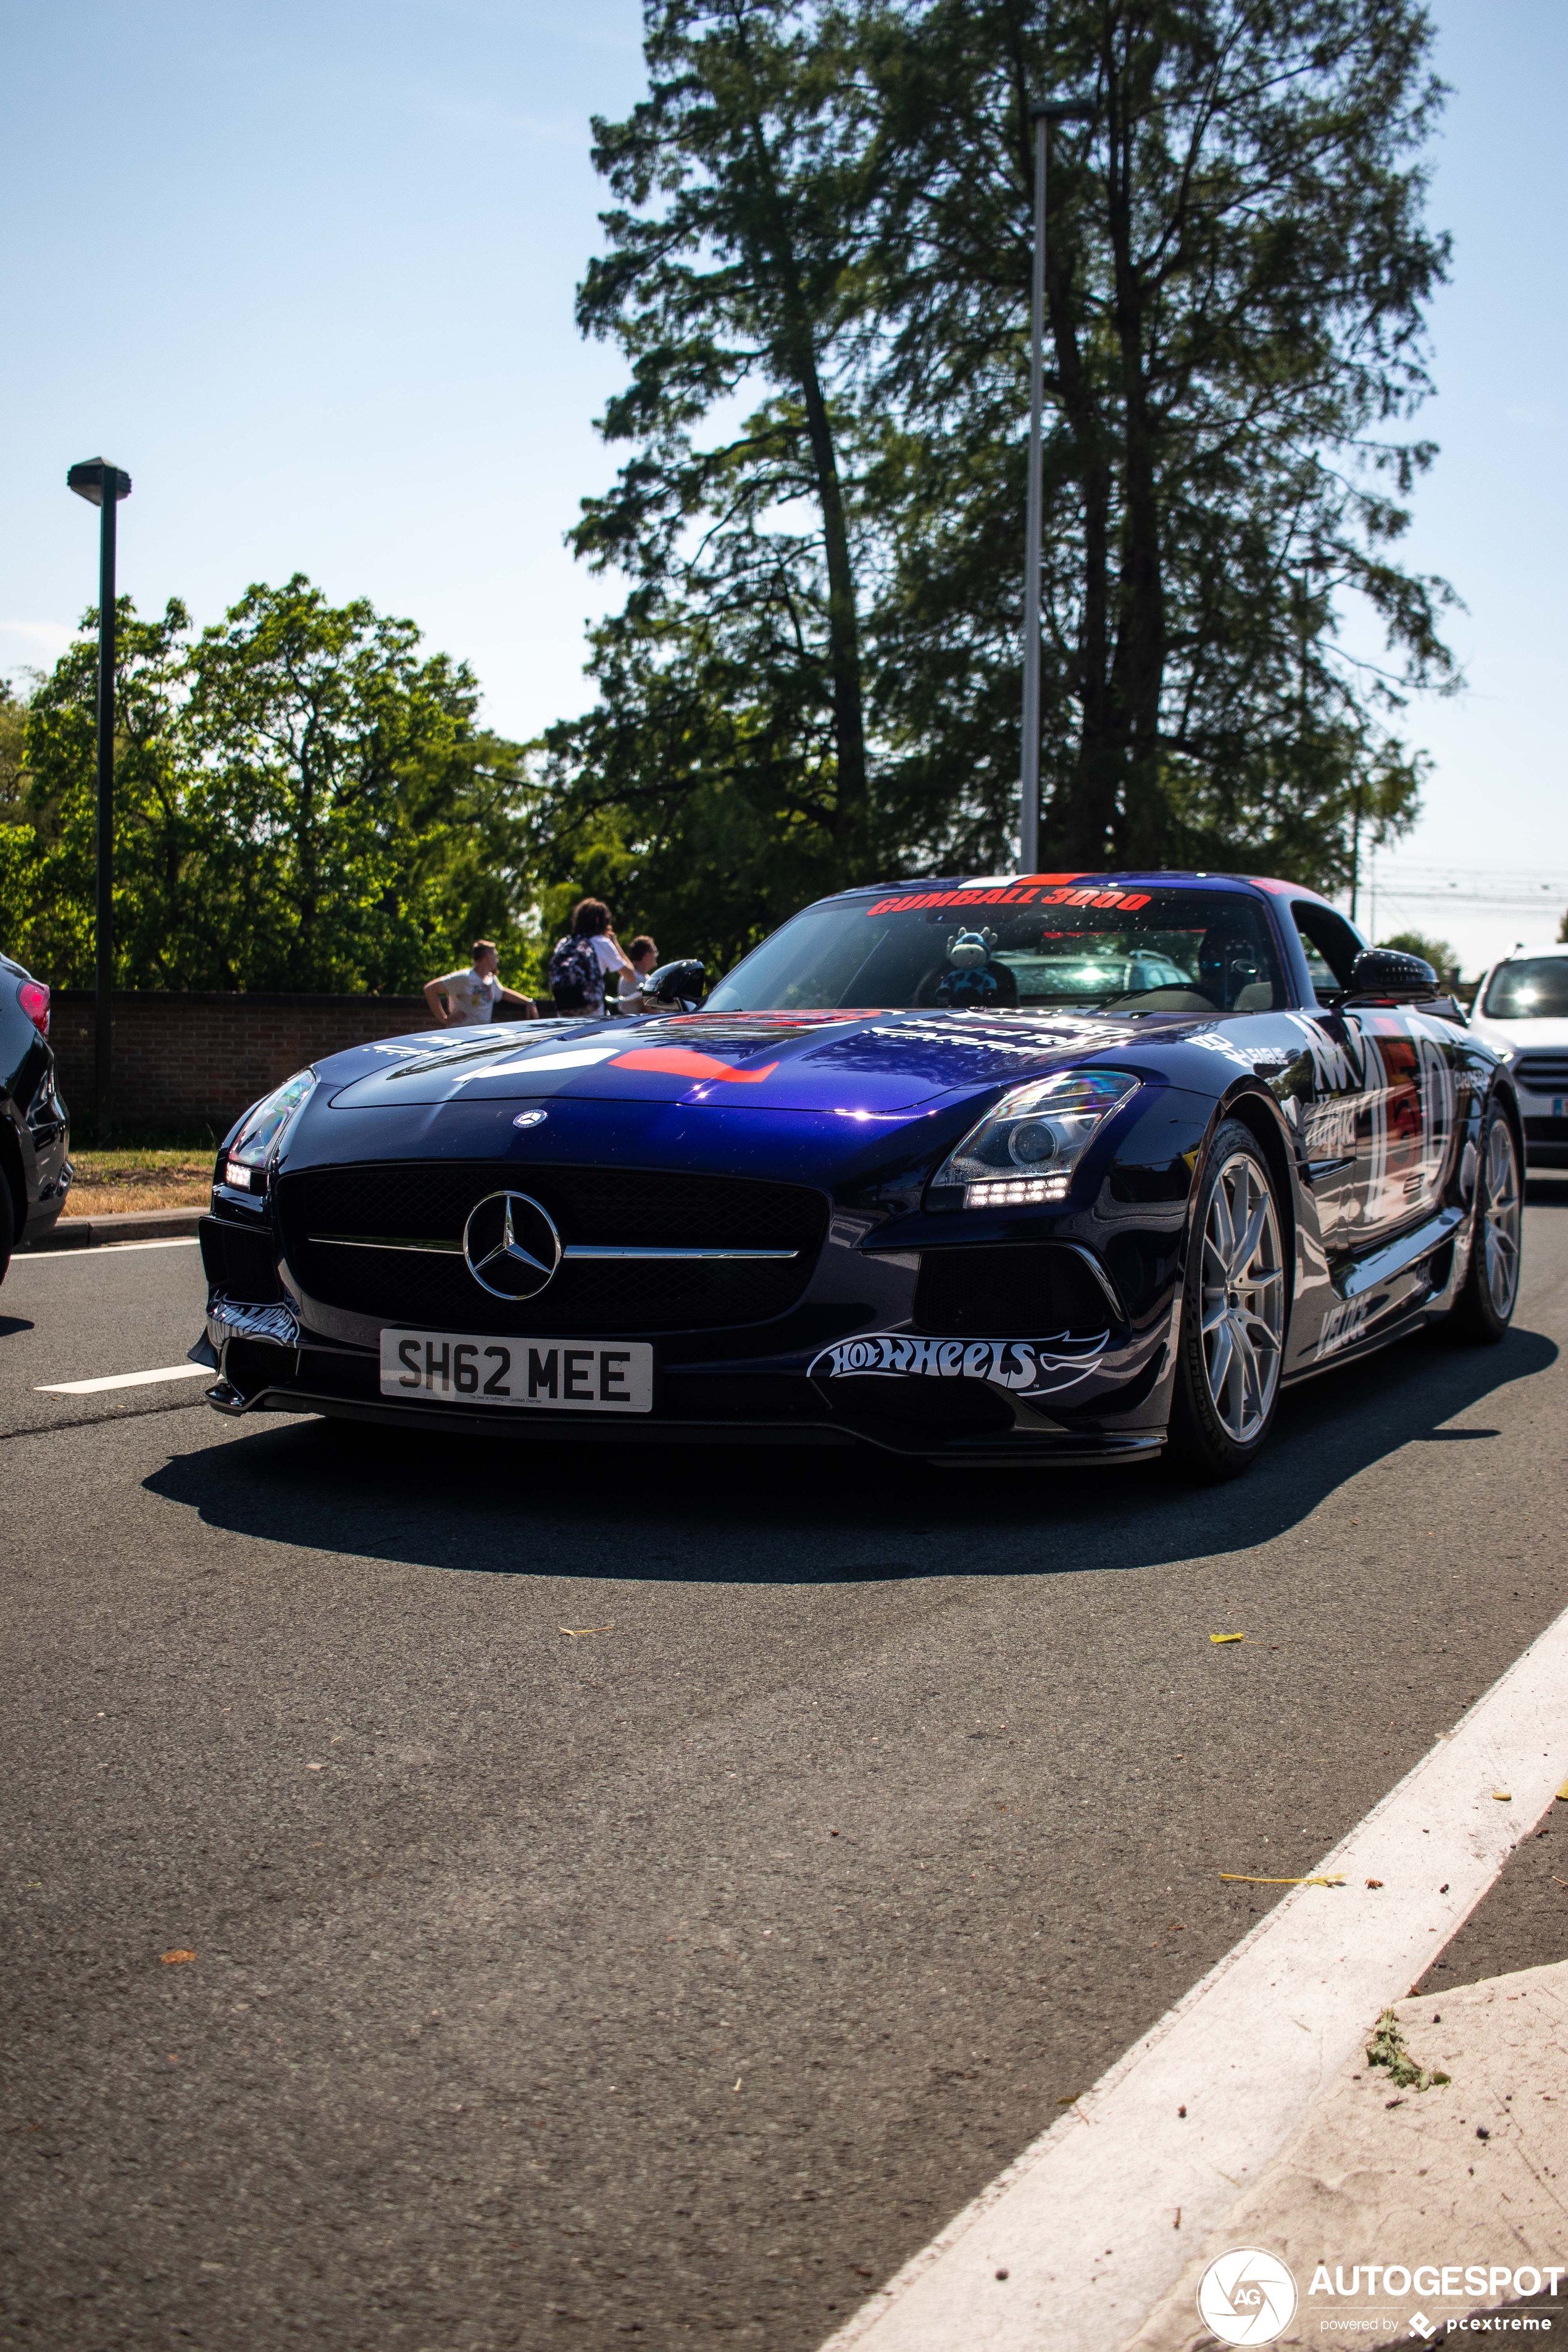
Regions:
[[1125, 1957, 1568, 2350], [22, 1206, 206, 1251]]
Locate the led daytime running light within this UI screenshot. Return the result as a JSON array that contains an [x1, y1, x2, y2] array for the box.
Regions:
[[932, 1068, 1138, 1206], [225, 1069, 318, 1180]]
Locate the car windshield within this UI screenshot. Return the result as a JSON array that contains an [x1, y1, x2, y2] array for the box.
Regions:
[[1482, 959, 1568, 1019], [707, 885, 1285, 1015]]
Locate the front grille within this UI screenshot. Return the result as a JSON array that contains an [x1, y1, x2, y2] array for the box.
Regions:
[[1513, 1054, 1568, 1093], [914, 1244, 1112, 1338], [1524, 1116, 1568, 1142], [276, 1162, 828, 1334]]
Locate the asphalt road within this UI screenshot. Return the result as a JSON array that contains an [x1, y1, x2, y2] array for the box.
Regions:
[[2, 1202, 1567, 2351]]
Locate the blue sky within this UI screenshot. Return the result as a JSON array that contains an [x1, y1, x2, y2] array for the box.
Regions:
[[2, 0, 1563, 967]]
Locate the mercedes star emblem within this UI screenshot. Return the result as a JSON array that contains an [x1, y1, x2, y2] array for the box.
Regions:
[[462, 1191, 562, 1300]]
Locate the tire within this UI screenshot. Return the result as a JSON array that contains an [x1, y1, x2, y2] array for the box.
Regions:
[[1448, 1096, 1522, 1343], [0, 1173, 14, 1289], [1166, 1120, 1287, 1482]]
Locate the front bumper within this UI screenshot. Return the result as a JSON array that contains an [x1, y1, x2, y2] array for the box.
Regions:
[[194, 1091, 1191, 1465], [196, 1266, 1173, 1467]]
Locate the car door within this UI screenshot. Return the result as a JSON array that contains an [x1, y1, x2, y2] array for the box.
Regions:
[[1280, 901, 1375, 1264], [1353, 1011, 1457, 1238]]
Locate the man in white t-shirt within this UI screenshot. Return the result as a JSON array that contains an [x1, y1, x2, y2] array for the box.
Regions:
[[423, 940, 538, 1028], [617, 935, 660, 1015]]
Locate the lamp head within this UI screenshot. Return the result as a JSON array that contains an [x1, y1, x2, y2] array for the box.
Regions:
[[67, 459, 131, 507]]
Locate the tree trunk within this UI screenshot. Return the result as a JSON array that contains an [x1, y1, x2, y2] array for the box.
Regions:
[[738, 78, 869, 876], [794, 351, 869, 868]]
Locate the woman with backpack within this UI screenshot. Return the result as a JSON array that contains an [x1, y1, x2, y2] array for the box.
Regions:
[[548, 898, 637, 1018]]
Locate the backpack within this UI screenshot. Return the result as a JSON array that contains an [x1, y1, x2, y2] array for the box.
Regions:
[[549, 933, 602, 1012]]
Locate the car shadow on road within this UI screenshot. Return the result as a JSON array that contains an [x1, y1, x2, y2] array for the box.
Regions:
[[143, 1319, 1558, 1588]]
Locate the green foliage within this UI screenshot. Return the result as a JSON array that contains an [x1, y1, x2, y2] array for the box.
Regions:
[[22, 600, 194, 986], [544, 0, 1453, 970], [0, 678, 27, 821], [549, 0, 880, 966], [7, 583, 539, 993], [861, 0, 1454, 877], [1366, 2009, 1449, 2093], [1380, 929, 1456, 978]]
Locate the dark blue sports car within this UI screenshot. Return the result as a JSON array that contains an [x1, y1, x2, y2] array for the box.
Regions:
[[194, 872, 1522, 1478]]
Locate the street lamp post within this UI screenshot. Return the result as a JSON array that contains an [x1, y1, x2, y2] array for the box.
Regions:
[[1020, 99, 1093, 874], [67, 457, 131, 1143]]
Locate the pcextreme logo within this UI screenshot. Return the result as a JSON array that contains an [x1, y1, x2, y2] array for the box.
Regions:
[[1197, 2249, 1299, 2345]]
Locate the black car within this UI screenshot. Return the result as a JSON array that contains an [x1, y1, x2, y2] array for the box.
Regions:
[[193, 872, 1523, 1479], [0, 953, 70, 1279]]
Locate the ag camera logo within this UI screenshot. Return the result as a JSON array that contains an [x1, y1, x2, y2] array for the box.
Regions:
[[1196, 2248, 1299, 2345]]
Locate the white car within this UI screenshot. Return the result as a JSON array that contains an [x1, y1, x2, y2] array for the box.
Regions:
[[1467, 944, 1568, 1168]]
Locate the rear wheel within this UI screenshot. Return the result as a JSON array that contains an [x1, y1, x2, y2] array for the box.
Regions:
[[1449, 1099, 1521, 1343], [1166, 1121, 1287, 1481], [0, 1174, 14, 1288]]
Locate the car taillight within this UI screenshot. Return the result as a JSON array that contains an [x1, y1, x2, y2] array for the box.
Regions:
[[17, 980, 49, 1037]]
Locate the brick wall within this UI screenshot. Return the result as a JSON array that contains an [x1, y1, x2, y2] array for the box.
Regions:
[[51, 990, 437, 1133]]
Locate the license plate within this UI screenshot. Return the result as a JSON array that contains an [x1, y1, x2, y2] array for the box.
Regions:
[[379, 1328, 653, 1412]]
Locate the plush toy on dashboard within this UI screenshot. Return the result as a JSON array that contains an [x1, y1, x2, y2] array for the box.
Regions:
[[933, 929, 1004, 1009]]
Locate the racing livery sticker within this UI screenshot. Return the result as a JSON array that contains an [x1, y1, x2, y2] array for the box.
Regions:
[[864, 883, 1151, 918], [1315, 1296, 1372, 1359], [609, 1046, 780, 1083], [808, 1330, 1107, 1398]]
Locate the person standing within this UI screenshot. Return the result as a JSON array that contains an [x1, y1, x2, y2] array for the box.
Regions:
[[549, 898, 636, 1017], [423, 940, 538, 1027], [617, 935, 660, 1015]]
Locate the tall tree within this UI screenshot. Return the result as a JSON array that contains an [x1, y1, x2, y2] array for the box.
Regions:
[[557, 0, 880, 939], [860, 0, 1453, 875], [553, 0, 1453, 969]]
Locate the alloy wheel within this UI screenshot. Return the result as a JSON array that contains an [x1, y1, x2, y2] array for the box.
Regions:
[[1199, 1151, 1285, 1444], [1482, 1117, 1521, 1320]]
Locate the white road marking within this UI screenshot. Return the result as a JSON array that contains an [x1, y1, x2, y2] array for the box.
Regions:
[[36, 1364, 212, 1395], [15, 1236, 201, 1261], [822, 1600, 1568, 2352]]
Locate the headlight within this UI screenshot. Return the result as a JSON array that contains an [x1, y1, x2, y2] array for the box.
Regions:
[[223, 1070, 317, 1187], [931, 1069, 1138, 1207]]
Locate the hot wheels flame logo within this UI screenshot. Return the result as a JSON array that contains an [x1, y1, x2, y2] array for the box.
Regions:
[[809, 1329, 1107, 1397]]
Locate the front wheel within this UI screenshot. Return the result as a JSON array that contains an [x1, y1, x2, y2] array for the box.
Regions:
[[1166, 1121, 1287, 1482], [1449, 1098, 1522, 1343]]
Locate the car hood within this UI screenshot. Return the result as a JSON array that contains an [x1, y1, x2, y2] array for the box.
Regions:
[[322, 1007, 1186, 1116], [1469, 1014, 1568, 1052]]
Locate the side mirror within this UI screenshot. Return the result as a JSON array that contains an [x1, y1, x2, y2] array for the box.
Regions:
[[642, 958, 707, 1012], [1347, 948, 1438, 1003]]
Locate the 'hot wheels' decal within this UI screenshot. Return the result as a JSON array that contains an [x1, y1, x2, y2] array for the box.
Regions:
[[809, 1329, 1107, 1398]]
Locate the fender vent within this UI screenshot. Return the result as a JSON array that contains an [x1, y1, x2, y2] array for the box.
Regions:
[[914, 1245, 1112, 1338]]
